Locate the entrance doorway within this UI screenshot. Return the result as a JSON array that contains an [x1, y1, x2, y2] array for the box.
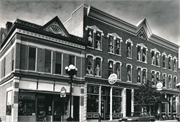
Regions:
[[73, 96, 79, 121], [126, 89, 131, 116]]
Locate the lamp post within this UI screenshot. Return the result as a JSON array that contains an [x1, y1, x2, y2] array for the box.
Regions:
[[65, 64, 77, 121]]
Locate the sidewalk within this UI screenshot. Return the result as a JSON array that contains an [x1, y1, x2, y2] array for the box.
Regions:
[[155, 120, 178, 122]]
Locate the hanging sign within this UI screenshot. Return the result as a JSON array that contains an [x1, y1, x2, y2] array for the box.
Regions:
[[60, 87, 66, 97], [108, 73, 117, 84], [156, 82, 163, 91]]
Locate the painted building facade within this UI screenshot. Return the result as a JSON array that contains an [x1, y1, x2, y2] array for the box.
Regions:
[[0, 16, 86, 122], [64, 4, 180, 121]]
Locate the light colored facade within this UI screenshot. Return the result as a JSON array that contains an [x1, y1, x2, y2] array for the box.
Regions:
[[64, 3, 180, 121]]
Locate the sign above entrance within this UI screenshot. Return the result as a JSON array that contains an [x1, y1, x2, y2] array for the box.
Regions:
[[108, 73, 117, 84], [60, 87, 66, 97], [156, 82, 163, 91]]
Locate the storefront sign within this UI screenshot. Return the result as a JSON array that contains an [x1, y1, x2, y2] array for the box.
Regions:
[[108, 73, 117, 84], [60, 87, 66, 97], [156, 82, 163, 91]]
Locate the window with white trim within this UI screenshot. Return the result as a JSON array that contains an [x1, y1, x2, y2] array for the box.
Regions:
[[86, 55, 94, 75], [126, 64, 132, 81], [115, 62, 122, 79], [173, 57, 177, 71], [162, 73, 167, 87], [86, 25, 104, 50], [28, 47, 36, 71], [162, 53, 167, 68], [55, 52, 62, 74], [107, 33, 122, 55], [156, 72, 160, 82], [126, 39, 133, 59], [137, 67, 141, 83], [173, 76, 177, 89], [150, 48, 160, 66], [108, 35, 114, 53], [142, 69, 147, 84], [168, 54, 172, 70], [136, 43, 148, 63], [45, 50, 51, 73], [95, 57, 101, 76], [168, 75, 172, 88], [151, 70, 155, 85], [108, 60, 114, 76]]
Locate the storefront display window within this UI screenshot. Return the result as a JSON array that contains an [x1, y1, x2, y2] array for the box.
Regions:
[[18, 93, 35, 116], [6, 91, 12, 115], [87, 85, 99, 112]]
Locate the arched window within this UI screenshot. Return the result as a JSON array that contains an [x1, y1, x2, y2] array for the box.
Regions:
[[162, 52, 167, 68], [95, 57, 101, 76], [173, 56, 177, 71], [168, 75, 172, 88], [126, 64, 132, 82], [108, 60, 114, 76], [168, 54, 172, 70], [136, 43, 148, 63], [115, 62, 122, 79], [173, 76, 177, 89], [126, 39, 133, 59], [142, 68, 147, 84], [162, 73, 167, 87], [151, 70, 155, 85], [86, 55, 94, 75], [137, 67, 141, 83]]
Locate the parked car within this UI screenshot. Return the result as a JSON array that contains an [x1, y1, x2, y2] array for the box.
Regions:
[[118, 112, 155, 122]]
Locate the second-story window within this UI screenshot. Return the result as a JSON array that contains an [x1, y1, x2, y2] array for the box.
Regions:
[[142, 69, 147, 84], [55, 52, 62, 74], [126, 64, 132, 82], [173, 76, 177, 89], [69, 55, 75, 65], [168, 75, 172, 88], [95, 57, 101, 76], [162, 73, 167, 87], [156, 72, 160, 82], [137, 67, 141, 83], [86, 55, 94, 75], [151, 71, 155, 85], [28, 47, 36, 71], [45, 50, 51, 73], [115, 62, 122, 79], [108, 60, 114, 76]]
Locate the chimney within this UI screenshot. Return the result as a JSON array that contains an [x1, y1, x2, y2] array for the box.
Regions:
[[6, 21, 12, 32]]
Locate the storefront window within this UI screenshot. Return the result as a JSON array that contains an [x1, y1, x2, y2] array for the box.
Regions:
[[18, 93, 35, 116], [87, 85, 99, 112], [6, 91, 12, 115], [172, 97, 176, 113]]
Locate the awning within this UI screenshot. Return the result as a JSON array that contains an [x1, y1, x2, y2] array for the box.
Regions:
[[156, 95, 169, 103]]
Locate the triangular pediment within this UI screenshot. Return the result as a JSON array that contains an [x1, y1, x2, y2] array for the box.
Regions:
[[41, 16, 69, 37], [136, 18, 153, 40], [137, 27, 148, 40]]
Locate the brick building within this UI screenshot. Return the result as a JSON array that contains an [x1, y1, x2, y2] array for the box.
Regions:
[[0, 16, 86, 122], [64, 4, 180, 121]]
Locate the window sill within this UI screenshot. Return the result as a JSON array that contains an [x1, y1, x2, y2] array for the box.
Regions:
[[108, 52, 121, 56], [127, 81, 132, 83], [95, 48, 102, 51], [87, 46, 94, 49], [86, 74, 94, 76], [127, 57, 132, 60]]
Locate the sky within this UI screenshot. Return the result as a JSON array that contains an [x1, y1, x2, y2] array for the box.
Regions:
[[0, 0, 179, 46]]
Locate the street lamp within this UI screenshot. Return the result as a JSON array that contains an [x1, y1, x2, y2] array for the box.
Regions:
[[65, 64, 77, 121]]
